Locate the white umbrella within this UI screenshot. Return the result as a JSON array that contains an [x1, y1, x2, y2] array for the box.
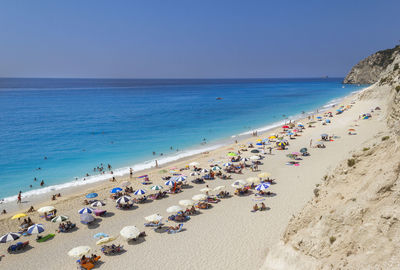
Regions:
[[166, 205, 183, 213], [179, 200, 195, 207], [68, 246, 91, 258], [246, 177, 260, 184], [232, 180, 247, 188], [192, 194, 207, 201], [51, 215, 69, 223], [37, 206, 55, 214], [116, 195, 131, 204], [164, 180, 175, 186], [151, 185, 163, 191], [213, 186, 225, 192], [201, 168, 209, 173], [120, 226, 140, 240], [0, 232, 21, 243], [144, 214, 163, 223], [200, 187, 212, 193], [189, 162, 199, 166], [80, 213, 95, 223], [27, 224, 45, 235], [120, 181, 131, 187], [250, 155, 261, 160], [91, 201, 105, 208], [96, 236, 116, 245]]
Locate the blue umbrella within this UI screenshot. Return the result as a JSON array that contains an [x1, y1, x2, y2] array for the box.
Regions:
[[78, 207, 94, 214], [316, 116, 323, 119], [325, 119, 331, 123], [110, 187, 122, 194], [165, 180, 175, 186], [86, 193, 98, 199], [116, 196, 131, 204], [134, 189, 146, 196], [93, 232, 109, 239], [0, 232, 20, 243], [255, 183, 270, 191], [287, 132, 294, 136], [27, 224, 45, 234]]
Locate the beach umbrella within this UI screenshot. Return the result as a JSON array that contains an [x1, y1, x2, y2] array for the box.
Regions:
[[51, 215, 69, 223], [282, 125, 289, 129], [213, 186, 225, 192], [37, 206, 55, 214], [250, 155, 260, 160], [11, 213, 27, 220], [246, 177, 260, 184], [164, 180, 175, 186], [200, 187, 212, 193], [241, 157, 250, 162], [145, 214, 163, 223], [116, 196, 131, 204], [179, 200, 195, 207], [192, 194, 208, 201], [348, 128, 356, 131], [151, 185, 163, 191], [297, 123, 304, 127], [85, 193, 98, 199], [300, 148, 308, 153], [80, 213, 95, 223], [166, 205, 183, 213], [172, 175, 187, 182], [120, 181, 131, 187], [232, 180, 247, 188], [276, 142, 285, 148], [223, 162, 232, 167], [255, 183, 270, 191], [256, 142, 263, 146], [0, 232, 21, 243], [91, 201, 105, 207], [211, 166, 221, 171], [110, 187, 122, 194], [68, 246, 91, 258], [120, 226, 140, 240], [321, 133, 328, 137], [189, 162, 200, 166], [201, 168, 209, 173], [251, 149, 260, 153], [134, 189, 146, 196], [93, 232, 109, 239], [269, 135, 276, 139], [258, 172, 270, 179], [78, 207, 94, 214], [96, 236, 116, 245], [292, 152, 301, 156], [27, 224, 45, 235], [227, 152, 237, 157], [325, 119, 331, 123], [287, 132, 294, 136], [190, 172, 200, 176], [317, 116, 323, 119]]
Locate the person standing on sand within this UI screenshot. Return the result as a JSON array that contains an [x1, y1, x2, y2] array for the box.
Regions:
[[155, 160, 158, 168], [310, 139, 313, 147], [17, 191, 22, 204]]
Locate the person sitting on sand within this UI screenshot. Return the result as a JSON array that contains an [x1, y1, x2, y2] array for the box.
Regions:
[[52, 195, 56, 201], [1, 209, 6, 214], [27, 205, 35, 213], [260, 202, 267, 211], [253, 204, 259, 212]]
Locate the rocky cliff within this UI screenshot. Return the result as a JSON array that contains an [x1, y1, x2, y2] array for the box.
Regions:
[[343, 45, 400, 84], [262, 49, 400, 270]]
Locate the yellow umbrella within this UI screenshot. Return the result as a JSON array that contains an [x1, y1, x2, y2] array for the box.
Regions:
[[11, 213, 27, 220], [269, 136, 276, 139], [258, 172, 271, 179], [256, 139, 262, 142]]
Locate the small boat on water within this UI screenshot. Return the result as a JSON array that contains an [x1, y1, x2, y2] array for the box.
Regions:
[[216, 97, 223, 100]]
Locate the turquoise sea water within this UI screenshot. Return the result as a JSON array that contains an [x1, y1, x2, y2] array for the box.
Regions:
[[0, 78, 364, 201]]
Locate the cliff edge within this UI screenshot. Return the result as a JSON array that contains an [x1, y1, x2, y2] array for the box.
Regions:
[[343, 45, 400, 84], [262, 48, 400, 270]]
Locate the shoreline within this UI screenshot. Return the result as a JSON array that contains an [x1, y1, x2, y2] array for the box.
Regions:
[[0, 88, 363, 212], [0, 88, 363, 215], [0, 84, 385, 270]]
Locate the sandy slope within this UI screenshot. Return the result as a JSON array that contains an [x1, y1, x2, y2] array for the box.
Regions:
[[0, 91, 385, 270]]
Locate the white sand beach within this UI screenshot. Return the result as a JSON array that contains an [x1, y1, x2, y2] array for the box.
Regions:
[[0, 89, 386, 270]]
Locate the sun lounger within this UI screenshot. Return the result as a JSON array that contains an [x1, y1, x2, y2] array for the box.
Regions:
[[167, 223, 184, 234], [36, 233, 55, 242]]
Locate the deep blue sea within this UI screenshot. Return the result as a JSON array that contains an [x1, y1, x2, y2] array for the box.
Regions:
[[0, 78, 364, 201]]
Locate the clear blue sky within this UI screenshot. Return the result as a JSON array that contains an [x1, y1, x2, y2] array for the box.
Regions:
[[0, 0, 399, 78]]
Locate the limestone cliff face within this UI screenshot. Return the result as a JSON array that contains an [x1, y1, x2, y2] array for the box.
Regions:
[[343, 45, 400, 84], [262, 49, 400, 270]]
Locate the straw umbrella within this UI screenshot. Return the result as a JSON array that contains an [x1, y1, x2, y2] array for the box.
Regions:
[[258, 172, 270, 179], [68, 246, 91, 258], [192, 194, 207, 201], [166, 205, 183, 213], [246, 177, 260, 184], [37, 206, 55, 214], [200, 187, 212, 193], [213, 186, 225, 192], [145, 214, 163, 223], [179, 200, 195, 207], [120, 226, 140, 240]]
